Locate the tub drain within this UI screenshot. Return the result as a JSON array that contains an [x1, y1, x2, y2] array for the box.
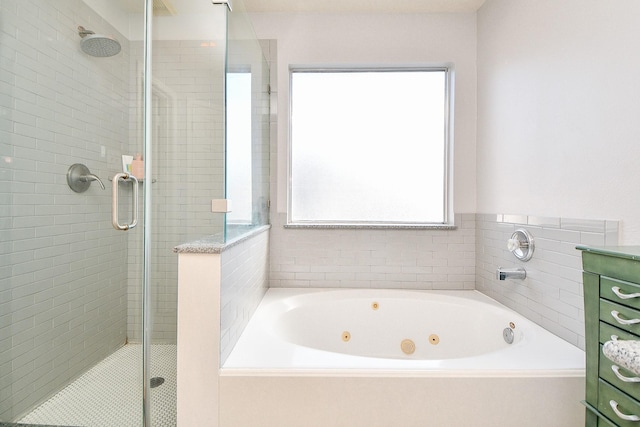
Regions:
[[150, 377, 165, 388]]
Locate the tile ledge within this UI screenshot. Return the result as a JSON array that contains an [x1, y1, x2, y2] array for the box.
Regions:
[[284, 223, 457, 230], [173, 225, 270, 254]]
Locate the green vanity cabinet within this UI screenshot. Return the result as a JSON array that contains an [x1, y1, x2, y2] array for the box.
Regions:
[[579, 246, 640, 427]]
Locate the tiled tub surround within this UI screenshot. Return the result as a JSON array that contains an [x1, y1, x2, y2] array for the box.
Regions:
[[220, 288, 585, 427], [176, 227, 270, 425], [269, 211, 612, 350], [174, 226, 270, 361], [219, 228, 270, 363], [176, 214, 612, 425], [270, 213, 476, 290], [177, 224, 581, 426], [476, 214, 619, 350]]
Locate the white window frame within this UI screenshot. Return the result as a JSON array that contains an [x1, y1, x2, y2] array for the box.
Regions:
[[287, 66, 455, 228]]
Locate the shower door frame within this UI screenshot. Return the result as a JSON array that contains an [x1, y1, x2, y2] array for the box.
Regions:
[[141, 0, 153, 425]]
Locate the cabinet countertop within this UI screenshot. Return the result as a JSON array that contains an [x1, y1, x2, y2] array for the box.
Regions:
[[603, 340, 640, 377], [577, 246, 640, 260]]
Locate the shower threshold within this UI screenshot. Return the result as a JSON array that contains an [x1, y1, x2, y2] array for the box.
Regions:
[[17, 344, 176, 427]]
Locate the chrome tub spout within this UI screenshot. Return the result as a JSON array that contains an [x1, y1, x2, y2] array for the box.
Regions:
[[496, 267, 526, 280]]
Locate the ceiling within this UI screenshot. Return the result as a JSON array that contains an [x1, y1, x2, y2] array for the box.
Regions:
[[241, 0, 487, 13], [116, 0, 486, 15]]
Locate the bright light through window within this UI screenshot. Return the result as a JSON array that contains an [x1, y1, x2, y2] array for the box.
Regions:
[[289, 68, 451, 225], [227, 72, 252, 224]]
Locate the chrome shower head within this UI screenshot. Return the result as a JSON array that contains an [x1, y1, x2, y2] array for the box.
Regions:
[[78, 26, 121, 57]]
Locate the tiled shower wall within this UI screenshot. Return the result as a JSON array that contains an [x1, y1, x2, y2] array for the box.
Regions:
[[476, 214, 618, 350], [0, 0, 130, 420], [126, 40, 226, 343]]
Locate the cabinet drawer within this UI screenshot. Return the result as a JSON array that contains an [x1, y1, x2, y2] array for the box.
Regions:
[[598, 379, 640, 427], [599, 415, 620, 427], [601, 299, 640, 336], [600, 344, 640, 402], [602, 277, 640, 311], [600, 322, 640, 344]]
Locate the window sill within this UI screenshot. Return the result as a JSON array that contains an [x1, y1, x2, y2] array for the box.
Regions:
[[284, 223, 457, 230]]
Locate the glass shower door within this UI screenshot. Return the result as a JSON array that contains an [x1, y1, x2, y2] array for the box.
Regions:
[[147, 0, 229, 423], [0, 0, 152, 425]]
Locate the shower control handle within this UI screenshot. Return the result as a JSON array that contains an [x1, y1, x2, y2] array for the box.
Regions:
[[111, 173, 139, 231]]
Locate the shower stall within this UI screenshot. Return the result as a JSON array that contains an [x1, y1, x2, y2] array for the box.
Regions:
[[0, 0, 269, 425]]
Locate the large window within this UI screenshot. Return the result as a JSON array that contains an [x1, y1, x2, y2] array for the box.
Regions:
[[289, 67, 453, 226]]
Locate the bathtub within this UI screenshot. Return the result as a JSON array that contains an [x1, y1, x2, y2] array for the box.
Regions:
[[220, 289, 586, 426]]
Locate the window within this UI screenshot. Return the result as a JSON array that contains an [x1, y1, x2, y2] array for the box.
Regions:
[[288, 67, 453, 227], [226, 71, 252, 224]]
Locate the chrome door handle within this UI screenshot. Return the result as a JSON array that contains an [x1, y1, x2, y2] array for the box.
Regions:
[[112, 173, 139, 231]]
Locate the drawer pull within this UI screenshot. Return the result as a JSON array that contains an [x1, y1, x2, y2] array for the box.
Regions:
[[611, 310, 640, 325], [612, 365, 640, 383], [610, 400, 640, 421], [613, 286, 640, 300]]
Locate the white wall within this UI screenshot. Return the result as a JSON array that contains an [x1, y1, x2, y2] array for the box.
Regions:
[[249, 13, 479, 291], [477, 0, 640, 244]]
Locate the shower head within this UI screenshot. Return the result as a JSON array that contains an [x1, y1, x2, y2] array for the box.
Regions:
[[78, 26, 121, 57]]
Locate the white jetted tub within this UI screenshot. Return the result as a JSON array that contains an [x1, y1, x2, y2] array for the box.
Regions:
[[220, 289, 586, 426]]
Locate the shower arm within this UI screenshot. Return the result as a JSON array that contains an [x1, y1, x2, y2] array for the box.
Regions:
[[78, 26, 95, 37]]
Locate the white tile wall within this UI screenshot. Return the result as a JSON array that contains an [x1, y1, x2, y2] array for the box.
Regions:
[[269, 213, 476, 290], [1, 0, 131, 420], [220, 229, 270, 364], [476, 213, 619, 350], [269, 211, 616, 350], [126, 39, 227, 343]]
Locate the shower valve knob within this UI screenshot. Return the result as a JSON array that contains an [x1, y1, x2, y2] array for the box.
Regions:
[[507, 238, 521, 252], [507, 229, 535, 261]]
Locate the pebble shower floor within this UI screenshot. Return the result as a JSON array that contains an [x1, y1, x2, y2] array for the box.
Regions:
[[18, 344, 176, 427]]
